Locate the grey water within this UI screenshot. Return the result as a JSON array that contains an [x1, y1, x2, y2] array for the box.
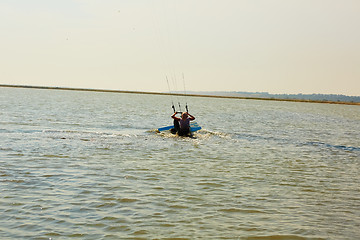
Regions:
[[1, 87, 359, 240]]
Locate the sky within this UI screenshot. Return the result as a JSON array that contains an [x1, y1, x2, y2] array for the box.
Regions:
[[1, 0, 360, 96]]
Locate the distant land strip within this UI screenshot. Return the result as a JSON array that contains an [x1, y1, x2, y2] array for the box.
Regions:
[[1, 84, 359, 106]]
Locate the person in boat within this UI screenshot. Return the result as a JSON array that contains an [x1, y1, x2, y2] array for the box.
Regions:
[[171, 112, 195, 136]]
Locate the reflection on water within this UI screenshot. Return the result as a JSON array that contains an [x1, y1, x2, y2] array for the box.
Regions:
[[1, 87, 359, 239]]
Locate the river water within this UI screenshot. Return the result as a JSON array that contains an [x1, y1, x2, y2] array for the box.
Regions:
[[1, 87, 359, 239]]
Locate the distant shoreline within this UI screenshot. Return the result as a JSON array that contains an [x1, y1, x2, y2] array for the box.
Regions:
[[1, 84, 359, 106]]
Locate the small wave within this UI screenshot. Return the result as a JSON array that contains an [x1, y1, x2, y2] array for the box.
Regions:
[[148, 128, 159, 133], [1, 179, 26, 183], [117, 198, 138, 203], [42, 154, 69, 159], [44, 232, 61, 237], [306, 141, 360, 152], [42, 129, 143, 141], [196, 181, 225, 188], [43, 129, 108, 135], [198, 129, 231, 138], [101, 216, 118, 221], [168, 204, 188, 209], [219, 208, 265, 214], [234, 133, 264, 141], [133, 230, 149, 235], [94, 202, 117, 208], [0, 147, 13, 151], [105, 225, 131, 232], [15, 129, 43, 134], [154, 128, 231, 142], [243, 235, 325, 240]]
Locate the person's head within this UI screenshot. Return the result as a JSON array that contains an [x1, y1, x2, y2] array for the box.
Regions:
[[181, 112, 188, 119]]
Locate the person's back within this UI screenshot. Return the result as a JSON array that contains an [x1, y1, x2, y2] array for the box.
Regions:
[[171, 112, 195, 136], [179, 118, 190, 131]]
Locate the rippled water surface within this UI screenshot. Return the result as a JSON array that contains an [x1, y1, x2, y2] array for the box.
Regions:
[[1, 87, 359, 239]]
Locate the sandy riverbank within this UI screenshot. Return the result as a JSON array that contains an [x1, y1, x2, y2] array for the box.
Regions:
[[1, 84, 359, 106]]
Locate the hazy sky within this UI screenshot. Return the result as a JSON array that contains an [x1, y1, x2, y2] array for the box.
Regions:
[[1, 0, 359, 95]]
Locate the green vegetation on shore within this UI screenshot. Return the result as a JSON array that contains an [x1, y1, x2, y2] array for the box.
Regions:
[[1, 84, 359, 106]]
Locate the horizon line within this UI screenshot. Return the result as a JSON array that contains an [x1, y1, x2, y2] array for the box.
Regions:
[[1, 84, 359, 106]]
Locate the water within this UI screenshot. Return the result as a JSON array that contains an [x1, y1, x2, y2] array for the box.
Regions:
[[1, 87, 359, 240]]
